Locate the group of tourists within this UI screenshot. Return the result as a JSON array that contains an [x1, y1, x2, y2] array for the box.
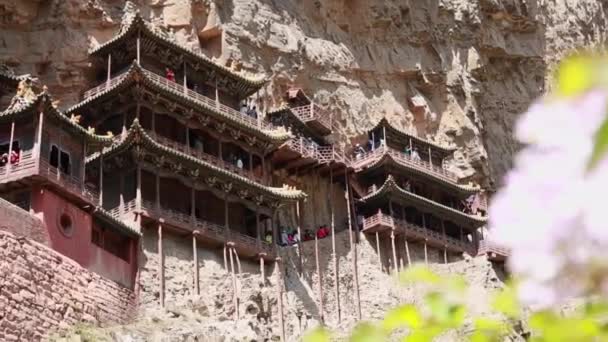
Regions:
[[278, 225, 332, 246], [240, 102, 258, 119], [0, 142, 20, 167]]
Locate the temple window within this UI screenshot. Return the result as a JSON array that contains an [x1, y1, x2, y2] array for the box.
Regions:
[[49, 144, 72, 175], [91, 224, 131, 262]]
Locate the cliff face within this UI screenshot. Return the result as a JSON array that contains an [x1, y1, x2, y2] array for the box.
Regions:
[[1, 0, 606, 186]]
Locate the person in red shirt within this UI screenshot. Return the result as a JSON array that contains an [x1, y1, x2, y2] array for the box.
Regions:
[[165, 68, 176, 82]]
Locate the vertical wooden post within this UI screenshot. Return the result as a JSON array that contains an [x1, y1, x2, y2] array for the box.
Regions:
[[404, 238, 411, 267], [296, 200, 303, 276], [223, 245, 228, 272], [390, 230, 397, 273], [35, 111, 44, 159], [276, 257, 286, 342], [382, 125, 387, 147], [375, 231, 382, 272], [215, 80, 220, 109], [193, 231, 200, 295], [107, 54, 111, 87], [315, 233, 324, 323], [81, 141, 87, 190], [119, 173, 125, 216], [158, 222, 165, 307], [136, 165, 142, 227], [136, 32, 141, 64], [428, 147, 433, 168], [6, 121, 14, 176], [183, 61, 187, 94], [424, 241, 428, 265], [345, 172, 362, 320], [329, 168, 341, 323], [260, 255, 265, 285], [409, 138, 412, 151], [98, 156, 104, 207], [371, 131, 375, 151], [229, 246, 238, 320]]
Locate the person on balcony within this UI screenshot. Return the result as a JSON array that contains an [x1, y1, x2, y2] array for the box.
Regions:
[[165, 68, 175, 82], [9, 142, 20, 165], [354, 143, 365, 160], [411, 148, 421, 162], [404, 146, 412, 156], [247, 105, 258, 119], [236, 157, 244, 169], [240, 103, 248, 115], [280, 229, 289, 246], [265, 232, 272, 244]]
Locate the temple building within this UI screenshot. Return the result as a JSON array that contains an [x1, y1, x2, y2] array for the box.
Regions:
[[0, 90, 139, 287], [351, 118, 498, 270]]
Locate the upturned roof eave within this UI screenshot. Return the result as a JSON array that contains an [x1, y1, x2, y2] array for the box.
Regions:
[[86, 120, 306, 202], [88, 13, 266, 96]]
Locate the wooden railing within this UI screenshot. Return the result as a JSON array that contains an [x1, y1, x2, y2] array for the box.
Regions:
[[352, 145, 458, 182], [478, 240, 510, 258], [83, 68, 274, 130], [145, 130, 265, 184], [362, 212, 474, 253], [291, 103, 333, 132], [0, 150, 99, 204], [116, 199, 274, 255], [285, 137, 349, 166]]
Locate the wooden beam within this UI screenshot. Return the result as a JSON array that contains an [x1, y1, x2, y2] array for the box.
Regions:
[[345, 172, 361, 320], [276, 257, 286, 342], [329, 168, 341, 323], [315, 233, 325, 324], [193, 230, 200, 295], [158, 222, 165, 307]]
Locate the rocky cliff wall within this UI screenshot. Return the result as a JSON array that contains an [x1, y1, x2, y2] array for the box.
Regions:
[[1, 0, 606, 187]]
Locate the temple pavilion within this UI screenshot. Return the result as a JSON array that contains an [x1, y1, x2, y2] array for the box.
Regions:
[[67, 13, 306, 269], [351, 118, 493, 268]]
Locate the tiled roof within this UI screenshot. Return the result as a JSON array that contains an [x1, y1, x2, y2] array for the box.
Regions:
[[358, 150, 479, 195], [371, 117, 457, 154], [89, 13, 265, 97], [0, 92, 113, 146], [92, 207, 141, 237], [86, 120, 306, 201], [65, 63, 291, 144], [359, 175, 487, 228]]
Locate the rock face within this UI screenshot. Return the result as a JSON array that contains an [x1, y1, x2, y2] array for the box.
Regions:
[[1, 0, 606, 186], [1, 0, 607, 340]]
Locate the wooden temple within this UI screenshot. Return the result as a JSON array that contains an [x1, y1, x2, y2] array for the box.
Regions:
[[351, 118, 498, 269]]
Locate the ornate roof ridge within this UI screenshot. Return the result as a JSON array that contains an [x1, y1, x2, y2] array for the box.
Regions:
[[89, 13, 266, 89], [65, 62, 292, 143], [360, 175, 487, 227], [361, 149, 479, 194], [0, 92, 113, 146], [372, 117, 456, 154], [87, 119, 306, 201]]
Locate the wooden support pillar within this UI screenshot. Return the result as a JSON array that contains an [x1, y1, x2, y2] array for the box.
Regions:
[[260, 255, 265, 285], [375, 231, 382, 272], [276, 257, 286, 342], [106, 54, 112, 87], [424, 241, 428, 265], [35, 111, 44, 159], [81, 141, 87, 190], [315, 233, 324, 323], [390, 230, 397, 273], [345, 172, 362, 320], [136, 32, 141, 64], [382, 125, 387, 147], [183, 61, 187, 94], [6, 121, 14, 176], [229, 246, 239, 321], [428, 146, 433, 168], [158, 223, 165, 307], [136, 166, 142, 227], [296, 200, 303, 276], [223, 245, 228, 272], [404, 238, 411, 267], [193, 231, 200, 295], [409, 138, 412, 151], [215, 80, 220, 109], [371, 131, 375, 151], [329, 168, 341, 323], [119, 174, 125, 216], [98, 156, 104, 207]]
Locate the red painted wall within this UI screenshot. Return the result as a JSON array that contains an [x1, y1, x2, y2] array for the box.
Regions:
[[30, 186, 136, 287]]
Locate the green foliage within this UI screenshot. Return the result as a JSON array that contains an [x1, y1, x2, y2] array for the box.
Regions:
[[303, 266, 608, 342]]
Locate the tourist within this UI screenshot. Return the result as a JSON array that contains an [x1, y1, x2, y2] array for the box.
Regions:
[[265, 232, 272, 244], [354, 143, 365, 160], [247, 105, 258, 119], [404, 146, 412, 156], [236, 157, 244, 169], [165, 68, 175, 82], [403, 180, 411, 191], [0, 152, 7, 166], [280, 229, 289, 246], [240, 103, 248, 115], [368, 138, 374, 151], [293, 230, 300, 243], [304, 229, 314, 241], [411, 148, 421, 162]]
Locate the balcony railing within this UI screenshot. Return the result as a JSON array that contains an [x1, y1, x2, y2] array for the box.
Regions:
[[0, 150, 99, 204], [83, 68, 273, 131], [145, 130, 265, 184], [352, 145, 458, 182], [285, 137, 350, 166], [478, 240, 510, 258], [291, 103, 333, 133], [362, 212, 474, 254], [114, 199, 274, 256]]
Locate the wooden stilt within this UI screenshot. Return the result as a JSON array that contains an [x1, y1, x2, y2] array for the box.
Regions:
[[260, 255, 265, 285], [390, 230, 397, 274], [276, 258, 286, 342], [158, 223, 165, 307], [98, 156, 104, 207], [223, 245, 228, 271], [329, 168, 341, 323], [424, 240, 428, 265], [315, 234, 324, 323], [234, 247, 242, 275], [405, 238, 411, 267], [345, 172, 362, 320], [229, 245, 238, 320], [296, 200, 303, 276], [375, 231, 382, 272], [193, 231, 200, 295], [398, 236, 404, 271]]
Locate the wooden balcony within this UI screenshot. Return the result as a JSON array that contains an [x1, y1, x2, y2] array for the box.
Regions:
[[83, 67, 273, 131], [362, 211, 475, 254], [273, 136, 350, 173], [352, 145, 459, 183], [291, 104, 333, 135], [478, 240, 510, 261], [145, 130, 265, 184], [0, 150, 99, 205], [113, 200, 276, 260]]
